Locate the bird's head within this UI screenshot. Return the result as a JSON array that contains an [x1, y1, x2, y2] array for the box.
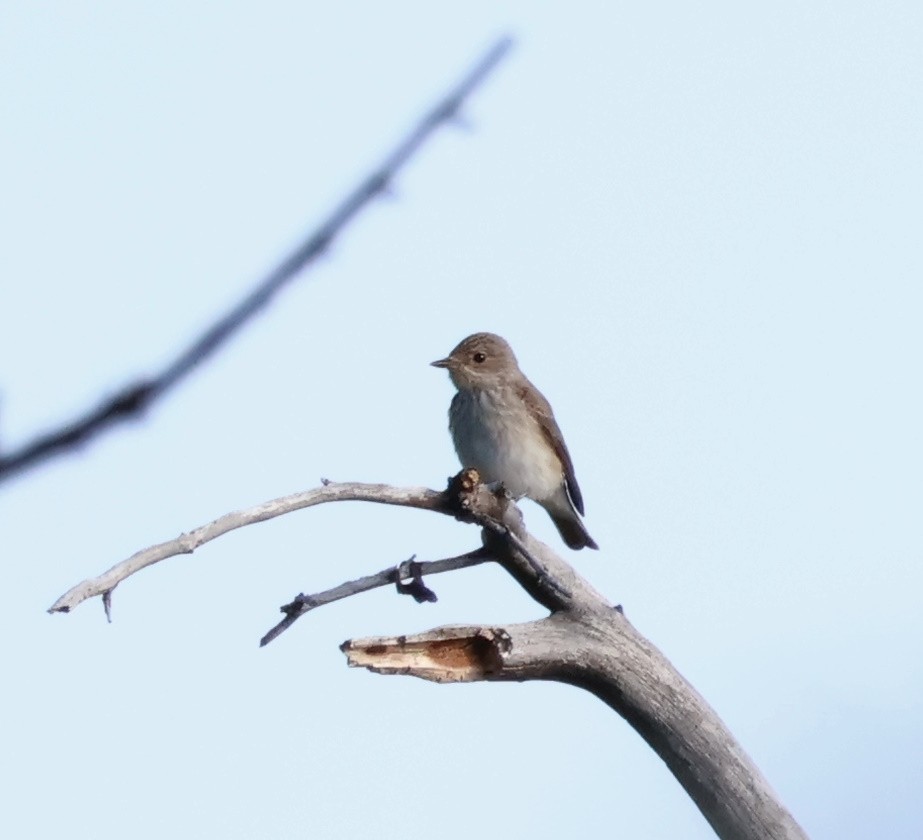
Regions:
[[431, 332, 520, 390]]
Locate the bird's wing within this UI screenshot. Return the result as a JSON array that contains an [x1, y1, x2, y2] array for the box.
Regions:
[[519, 382, 585, 515]]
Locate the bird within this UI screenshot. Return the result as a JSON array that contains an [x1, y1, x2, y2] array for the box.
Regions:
[[431, 332, 598, 550]]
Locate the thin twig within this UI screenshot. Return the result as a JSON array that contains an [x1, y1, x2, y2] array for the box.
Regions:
[[259, 549, 491, 647], [0, 36, 514, 485]]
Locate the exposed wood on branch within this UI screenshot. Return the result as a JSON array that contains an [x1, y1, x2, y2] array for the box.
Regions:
[[344, 610, 808, 840], [50, 470, 807, 839]]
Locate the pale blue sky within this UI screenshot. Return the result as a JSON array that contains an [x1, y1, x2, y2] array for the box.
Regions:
[[2, 3, 921, 838]]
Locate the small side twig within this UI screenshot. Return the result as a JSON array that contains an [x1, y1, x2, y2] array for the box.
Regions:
[[259, 549, 491, 647]]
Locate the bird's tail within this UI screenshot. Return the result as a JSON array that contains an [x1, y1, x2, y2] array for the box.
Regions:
[[552, 513, 599, 551], [544, 499, 599, 551]]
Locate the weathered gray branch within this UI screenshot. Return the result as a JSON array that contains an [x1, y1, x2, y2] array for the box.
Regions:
[[50, 471, 808, 839], [259, 549, 492, 647], [344, 607, 807, 840], [48, 482, 444, 614]]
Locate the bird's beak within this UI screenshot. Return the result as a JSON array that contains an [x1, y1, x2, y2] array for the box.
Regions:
[[430, 357, 453, 369]]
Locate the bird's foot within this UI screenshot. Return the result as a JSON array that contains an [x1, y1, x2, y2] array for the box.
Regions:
[[484, 480, 515, 501]]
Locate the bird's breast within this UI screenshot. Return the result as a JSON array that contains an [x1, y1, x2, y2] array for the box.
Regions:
[[448, 387, 562, 501]]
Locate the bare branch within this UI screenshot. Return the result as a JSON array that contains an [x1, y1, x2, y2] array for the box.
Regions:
[[344, 613, 808, 840], [48, 483, 444, 615], [49, 468, 807, 839], [49, 467, 606, 620], [259, 549, 492, 647], [0, 36, 514, 486]]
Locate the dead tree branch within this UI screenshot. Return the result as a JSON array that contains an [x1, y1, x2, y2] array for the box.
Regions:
[[341, 613, 808, 840], [48, 482, 446, 614], [258, 549, 492, 647], [49, 470, 807, 839], [338, 507, 807, 840], [0, 36, 513, 486]]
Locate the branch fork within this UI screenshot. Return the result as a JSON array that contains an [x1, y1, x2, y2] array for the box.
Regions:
[[49, 471, 807, 839]]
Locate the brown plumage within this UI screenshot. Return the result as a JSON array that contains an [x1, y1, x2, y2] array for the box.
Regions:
[[432, 332, 598, 550]]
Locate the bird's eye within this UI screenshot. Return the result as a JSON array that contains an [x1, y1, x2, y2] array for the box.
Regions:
[[473, 352, 487, 364]]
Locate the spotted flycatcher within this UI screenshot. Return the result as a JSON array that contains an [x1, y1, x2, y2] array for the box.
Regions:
[[432, 332, 598, 551]]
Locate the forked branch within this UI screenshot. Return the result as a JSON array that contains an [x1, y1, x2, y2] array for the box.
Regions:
[[49, 470, 807, 840]]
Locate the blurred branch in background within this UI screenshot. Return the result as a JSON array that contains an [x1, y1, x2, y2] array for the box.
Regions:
[[0, 36, 513, 487]]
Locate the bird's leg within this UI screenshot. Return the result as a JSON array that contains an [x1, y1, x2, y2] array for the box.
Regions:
[[484, 480, 521, 501]]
